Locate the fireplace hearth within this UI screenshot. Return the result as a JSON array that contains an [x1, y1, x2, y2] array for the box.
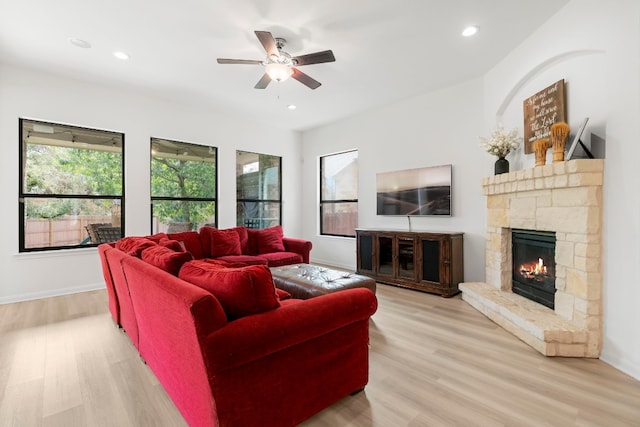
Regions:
[[512, 229, 556, 309]]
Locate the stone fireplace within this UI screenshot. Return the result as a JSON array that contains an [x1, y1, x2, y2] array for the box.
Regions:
[[460, 159, 603, 357]]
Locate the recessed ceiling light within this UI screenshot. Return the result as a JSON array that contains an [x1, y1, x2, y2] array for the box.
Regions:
[[69, 38, 91, 48], [287, 104, 297, 110], [462, 26, 479, 37], [113, 51, 130, 60]]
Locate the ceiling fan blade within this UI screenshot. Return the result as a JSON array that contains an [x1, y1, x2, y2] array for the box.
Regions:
[[217, 58, 263, 65], [254, 73, 272, 89], [293, 50, 335, 66], [291, 68, 321, 90], [254, 30, 278, 57]]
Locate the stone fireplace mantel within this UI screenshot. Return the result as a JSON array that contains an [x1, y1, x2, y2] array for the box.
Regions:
[[460, 159, 603, 357]]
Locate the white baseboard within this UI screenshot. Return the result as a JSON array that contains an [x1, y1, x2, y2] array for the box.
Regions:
[[600, 351, 640, 381], [0, 282, 105, 305], [309, 257, 355, 271]]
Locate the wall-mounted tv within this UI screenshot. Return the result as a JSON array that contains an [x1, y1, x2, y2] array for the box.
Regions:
[[376, 164, 452, 216]]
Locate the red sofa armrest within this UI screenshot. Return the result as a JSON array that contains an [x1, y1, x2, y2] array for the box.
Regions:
[[98, 243, 119, 324], [282, 237, 312, 263], [202, 287, 377, 372]]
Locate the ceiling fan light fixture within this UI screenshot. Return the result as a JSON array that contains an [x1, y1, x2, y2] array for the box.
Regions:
[[217, 30, 334, 89], [265, 62, 293, 82]]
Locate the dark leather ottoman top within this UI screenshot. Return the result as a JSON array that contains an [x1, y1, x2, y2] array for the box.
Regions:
[[270, 264, 376, 300]]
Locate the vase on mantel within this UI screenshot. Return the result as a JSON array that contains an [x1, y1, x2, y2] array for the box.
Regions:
[[494, 157, 509, 175]]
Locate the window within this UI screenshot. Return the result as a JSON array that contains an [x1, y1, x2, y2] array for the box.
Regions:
[[320, 150, 358, 237], [19, 119, 124, 251], [236, 151, 281, 229], [151, 138, 217, 233]]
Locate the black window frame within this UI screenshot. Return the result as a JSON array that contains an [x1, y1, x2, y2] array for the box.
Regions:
[[18, 118, 125, 252], [236, 150, 282, 229], [150, 137, 218, 233], [319, 149, 359, 238]]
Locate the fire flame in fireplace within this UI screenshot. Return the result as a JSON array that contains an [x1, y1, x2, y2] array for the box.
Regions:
[[519, 257, 550, 281]]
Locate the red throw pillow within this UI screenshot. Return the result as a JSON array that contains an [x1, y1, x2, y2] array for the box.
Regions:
[[246, 229, 259, 255], [146, 233, 169, 243], [275, 288, 291, 301], [115, 236, 156, 257], [141, 245, 194, 276], [167, 231, 204, 259], [179, 260, 280, 320], [255, 225, 285, 254], [200, 227, 242, 258], [228, 226, 250, 254], [158, 238, 186, 252]]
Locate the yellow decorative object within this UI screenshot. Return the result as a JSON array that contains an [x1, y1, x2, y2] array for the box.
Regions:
[[550, 122, 570, 162], [533, 138, 550, 166]]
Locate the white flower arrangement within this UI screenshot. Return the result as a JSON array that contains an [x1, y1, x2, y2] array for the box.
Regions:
[[480, 127, 521, 158]]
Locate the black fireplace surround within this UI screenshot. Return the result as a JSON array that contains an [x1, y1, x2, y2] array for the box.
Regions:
[[512, 229, 556, 309]]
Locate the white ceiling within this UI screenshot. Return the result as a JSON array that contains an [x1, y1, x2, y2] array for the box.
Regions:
[[0, 0, 569, 132]]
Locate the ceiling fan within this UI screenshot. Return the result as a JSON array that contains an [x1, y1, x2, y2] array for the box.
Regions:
[[217, 30, 335, 90]]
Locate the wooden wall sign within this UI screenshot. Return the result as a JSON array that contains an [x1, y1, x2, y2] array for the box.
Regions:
[[523, 79, 566, 154]]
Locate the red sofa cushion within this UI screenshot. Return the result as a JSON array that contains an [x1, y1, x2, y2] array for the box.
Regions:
[[257, 252, 304, 267], [146, 234, 187, 252], [158, 238, 186, 252], [142, 245, 194, 276], [275, 288, 291, 300], [115, 236, 156, 257], [167, 231, 205, 259], [200, 227, 242, 258], [245, 229, 259, 255], [179, 260, 280, 320], [197, 258, 249, 268], [147, 232, 169, 242], [228, 226, 250, 254], [254, 225, 285, 253], [216, 255, 268, 266]]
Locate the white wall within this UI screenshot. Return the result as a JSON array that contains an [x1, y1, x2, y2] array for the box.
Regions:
[[302, 77, 488, 280], [484, 0, 640, 380], [0, 64, 302, 303], [1, 0, 637, 382], [302, 0, 640, 380]]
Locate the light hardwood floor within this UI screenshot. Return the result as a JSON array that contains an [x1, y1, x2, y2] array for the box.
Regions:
[[1, 285, 639, 426]]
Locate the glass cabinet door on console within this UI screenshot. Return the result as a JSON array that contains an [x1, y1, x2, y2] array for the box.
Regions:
[[397, 235, 417, 280], [356, 231, 375, 274], [376, 234, 394, 277], [421, 237, 442, 284]]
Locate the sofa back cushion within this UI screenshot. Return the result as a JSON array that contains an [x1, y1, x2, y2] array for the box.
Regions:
[[142, 245, 194, 276], [147, 232, 169, 243], [228, 226, 250, 254], [179, 260, 280, 320], [158, 238, 186, 252], [245, 229, 259, 255], [199, 227, 242, 258], [115, 236, 156, 257], [253, 225, 285, 254], [167, 231, 204, 259]]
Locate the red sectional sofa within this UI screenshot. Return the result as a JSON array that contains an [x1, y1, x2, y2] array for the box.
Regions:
[[97, 226, 378, 427], [98, 225, 312, 333]]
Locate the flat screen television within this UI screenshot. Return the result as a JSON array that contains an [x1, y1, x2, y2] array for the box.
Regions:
[[376, 164, 452, 216]]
